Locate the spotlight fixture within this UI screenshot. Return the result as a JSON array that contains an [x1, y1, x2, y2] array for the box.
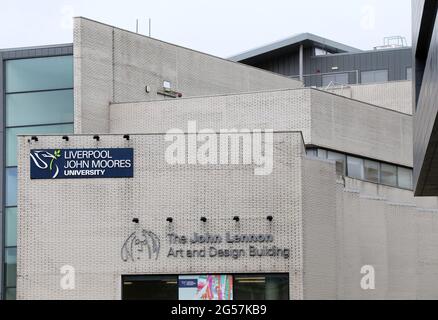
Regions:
[[31, 136, 38, 142], [267, 215, 273, 222], [233, 216, 240, 222], [201, 217, 207, 223], [93, 135, 100, 141], [132, 218, 139, 224], [123, 134, 130, 141], [62, 136, 69, 142], [166, 217, 173, 223]]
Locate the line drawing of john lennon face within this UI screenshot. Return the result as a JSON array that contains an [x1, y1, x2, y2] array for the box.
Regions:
[[30, 149, 61, 179], [121, 230, 161, 262]]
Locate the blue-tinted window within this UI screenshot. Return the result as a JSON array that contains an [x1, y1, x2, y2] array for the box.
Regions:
[[5, 248, 17, 288], [6, 89, 74, 127], [5, 56, 73, 93], [6, 168, 17, 207], [5, 207, 17, 247], [6, 123, 74, 167]]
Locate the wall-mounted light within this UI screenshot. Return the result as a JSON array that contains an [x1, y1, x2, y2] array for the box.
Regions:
[[123, 134, 130, 141], [233, 216, 240, 222], [132, 218, 139, 224], [201, 217, 207, 223], [163, 80, 171, 92], [166, 217, 173, 223], [145, 85, 150, 93], [267, 215, 273, 222], [62, 136, 69, 142], [93, 135, 100, 141], [31, 136, 38, 142]]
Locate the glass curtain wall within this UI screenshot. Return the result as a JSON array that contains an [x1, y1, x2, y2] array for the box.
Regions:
[[3, 55, 74, 300]]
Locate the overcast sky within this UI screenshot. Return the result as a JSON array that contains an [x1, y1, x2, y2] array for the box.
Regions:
[[0, 0, 412, 57]]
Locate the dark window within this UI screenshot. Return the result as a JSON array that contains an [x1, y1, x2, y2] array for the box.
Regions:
[[233, 274, 289, 300], [122, 274, 289, 300], [122, 275, 178, 300]]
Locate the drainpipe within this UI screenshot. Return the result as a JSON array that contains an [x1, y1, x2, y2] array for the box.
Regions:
[[299, 44, 304, 83]]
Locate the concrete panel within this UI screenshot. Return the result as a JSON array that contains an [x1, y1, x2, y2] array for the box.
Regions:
[[310, 90, 413, 167], [325, 81, 412, 115], [302, 158, 337, 299], [73, 17, 302, 134], [17, 133, 305, 300], [110, 88, 413, 167]]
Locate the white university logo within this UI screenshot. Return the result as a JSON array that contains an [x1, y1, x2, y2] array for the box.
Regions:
[[30, 150, 62, 179]]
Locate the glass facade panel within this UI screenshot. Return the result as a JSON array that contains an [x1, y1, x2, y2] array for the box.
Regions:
[[347, 156, 364, 179], [234, 274, 289, 300], [398, 167, 413, 189], [317, 149, 328, 159], [6, 124, 74, 167], [5, 248, 17, 288], [327, 151, 346, 175], [361, 70, 388, 84], [364, 160, 380, 183], [5, 56, 73, 93], [6, 168, 17, 207], [5, 288, 16, 300], [306, 149, 317, 157], [381, 163, 397, 186], [6, 89, 74, 127], [5, 207, 17, 247]]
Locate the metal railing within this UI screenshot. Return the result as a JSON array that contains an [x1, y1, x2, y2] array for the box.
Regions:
[[288, 70, 360, 87]]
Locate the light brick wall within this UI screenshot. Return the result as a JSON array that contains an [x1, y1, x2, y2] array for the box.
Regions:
[[17, 133, 306, 300], [110, 87, 413, 167], [74, 17, 302, 134], [310, 89, 413, 167], [325, 81, 412, 115], [302, 158, 337, 299], [335, 177, 438, 299], [17, 134, 438, 300]]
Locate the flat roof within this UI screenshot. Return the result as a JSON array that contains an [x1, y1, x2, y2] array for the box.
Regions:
[[228, 33, 362, 62], [0, 43, 72, 52]]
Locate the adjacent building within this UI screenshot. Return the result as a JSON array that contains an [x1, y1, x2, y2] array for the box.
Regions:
[[230, 33, 413, 114], [12, 18, 438, 300], [412, 0, 438, 196]]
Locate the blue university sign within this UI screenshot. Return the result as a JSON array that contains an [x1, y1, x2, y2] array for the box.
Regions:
[[30, 148, 134, 179]]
